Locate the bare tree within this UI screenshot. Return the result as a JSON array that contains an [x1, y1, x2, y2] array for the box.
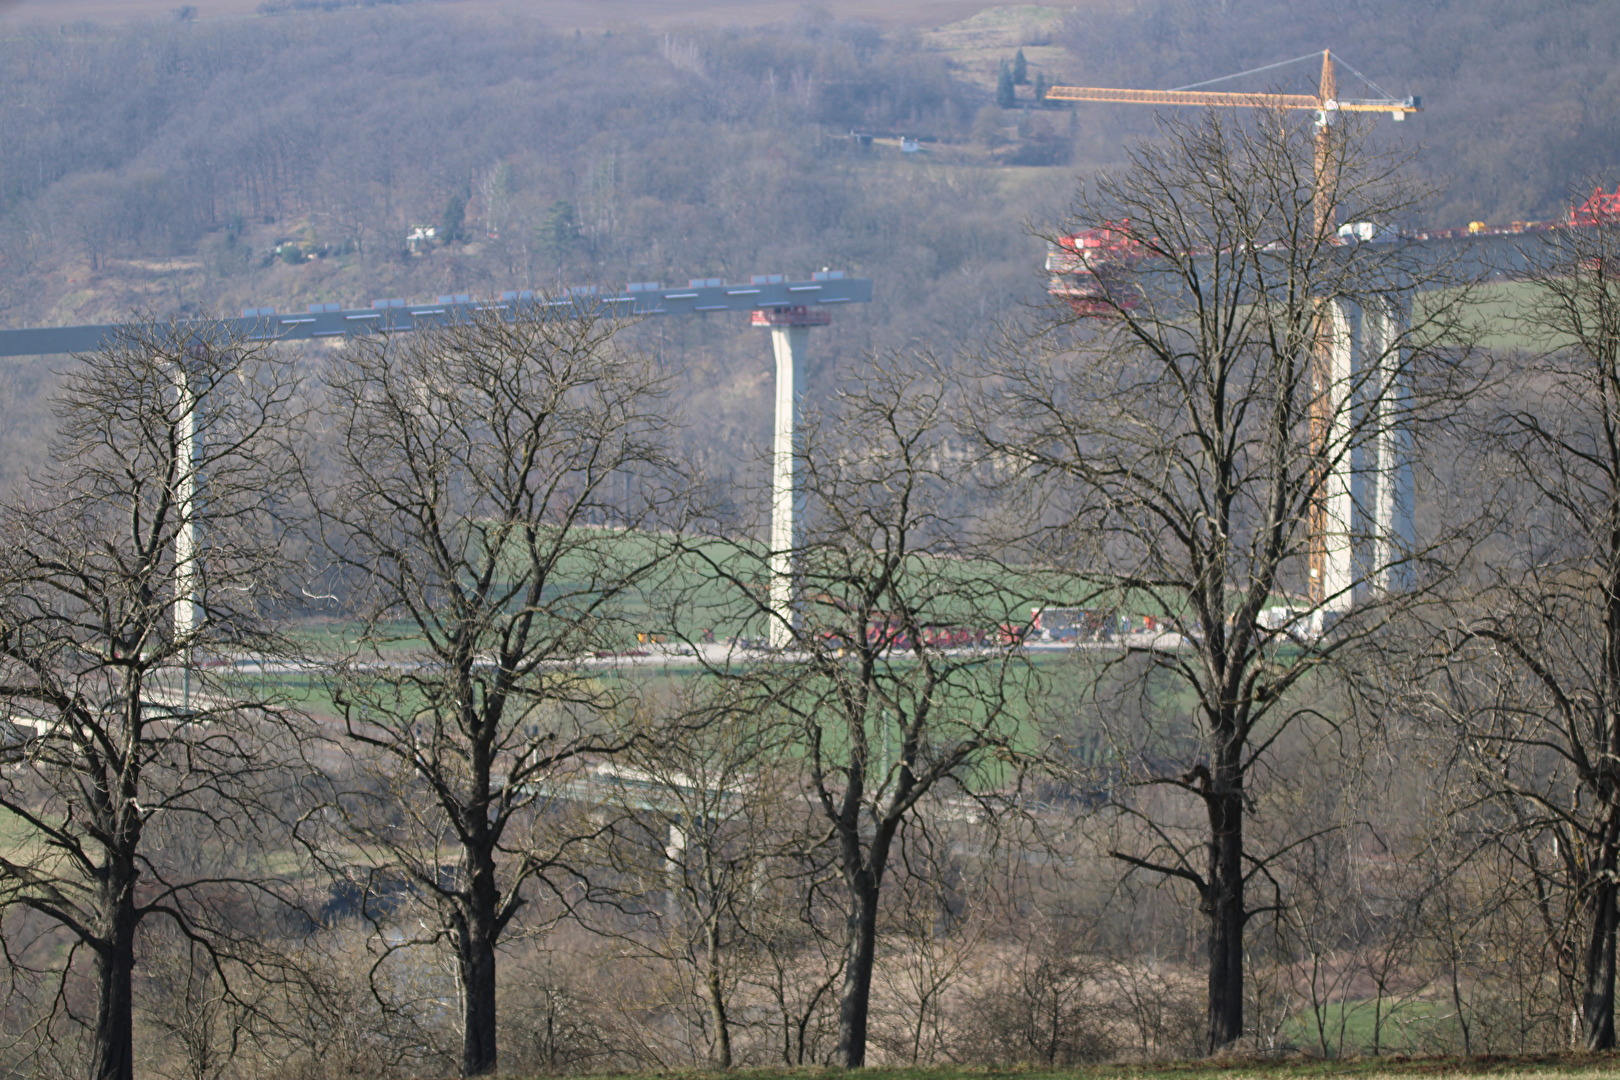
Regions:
[[1423, 220, 1620, 1049], [747, 859, 846, 1067], [0, 324, 305, 1080], [977, 109, 1475, 1050], [871, 853, 993, 1066], [689, 364, 1035, 1067], [136, 925, 251, 1080], [312, 304, 677, 1077], [587, 687, 793, 1067]]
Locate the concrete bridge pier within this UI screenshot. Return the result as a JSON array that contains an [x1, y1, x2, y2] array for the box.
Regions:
[[1317, 295, 1417, 614], [754, 305, 831, 651]]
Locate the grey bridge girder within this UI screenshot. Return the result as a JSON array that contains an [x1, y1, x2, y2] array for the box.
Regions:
[[0, 275, 875, 359]]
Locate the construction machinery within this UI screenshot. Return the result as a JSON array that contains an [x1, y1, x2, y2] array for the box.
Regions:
[[1045, 49, 1418, 122], [1044, 51, 1420, 606], [1045, 222, 1145, 316], [1043, 51, 1422, 313], [1048, 50, 1419, 237]]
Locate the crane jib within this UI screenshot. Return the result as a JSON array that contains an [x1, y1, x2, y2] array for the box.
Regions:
[[1043, 86, 1419, 114]]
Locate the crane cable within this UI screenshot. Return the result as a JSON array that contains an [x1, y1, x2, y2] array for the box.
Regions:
[[1329, 53, 1397, 103], [1170, 50, 1398, 102]]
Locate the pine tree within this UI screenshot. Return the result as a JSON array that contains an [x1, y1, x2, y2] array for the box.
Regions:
[[439, 192, 467, 245], [996, 61, 1016, 109], [1012, 48, 1029, 85], [1034, 71, 1049, 103], [540, 199, 583, 259]]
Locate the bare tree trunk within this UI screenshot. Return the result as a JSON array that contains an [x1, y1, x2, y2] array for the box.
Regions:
[[1596, 592, 1620, 1051], [1582, 874, 1618, 1050], [91, 859, 138, 1080], [704, 915, 732, 1068], [1205, 775, 1245, 1053], [699, 371, 1023, 1073], [836, 875, 880, 1068], [320, 308, 673, 1080], [0, 325, 305, 1080], [979, 109, 1472, 1065], [459, 853, 500, 1077]]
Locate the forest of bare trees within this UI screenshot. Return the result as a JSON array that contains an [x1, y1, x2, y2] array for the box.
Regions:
[[1, 0, 1619, 496]]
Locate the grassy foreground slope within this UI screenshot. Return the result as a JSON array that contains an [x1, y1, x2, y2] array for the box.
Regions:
[[483, 1057, 1620, 1080]]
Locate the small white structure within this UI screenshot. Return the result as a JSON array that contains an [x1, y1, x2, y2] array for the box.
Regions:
[[406, 225, 437, 255], [1336, 221, 1399, 244]]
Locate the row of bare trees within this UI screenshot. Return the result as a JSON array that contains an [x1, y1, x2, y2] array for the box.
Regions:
[[5, 109, 1620, 1080]]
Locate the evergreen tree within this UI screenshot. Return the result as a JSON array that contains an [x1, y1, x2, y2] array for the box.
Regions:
[[439, 191, 467, 244], [1034, 71, 1049, 103], [1012, 47, 1029, 85], [996, 61, 1016, 109], [540, 199, 583, 260]]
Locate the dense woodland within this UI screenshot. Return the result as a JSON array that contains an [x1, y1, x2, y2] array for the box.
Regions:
[[4, 5, 1620, 1080], [0, 0, 1617, 481]]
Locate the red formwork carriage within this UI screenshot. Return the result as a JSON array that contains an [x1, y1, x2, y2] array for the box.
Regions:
[[861, 617, 989, 651], [1048, 187, 1620, 311], [1044, 221, 1147, 317], [1569, 185, 1620, 227]]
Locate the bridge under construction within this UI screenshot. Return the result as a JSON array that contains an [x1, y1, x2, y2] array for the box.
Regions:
[[0, 270, 873, 651], [1044, 188, 1620, 621]]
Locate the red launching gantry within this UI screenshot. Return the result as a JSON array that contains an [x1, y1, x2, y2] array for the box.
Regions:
[[1570, 186, 1620, 227], [1045, 222, 1146, 317]]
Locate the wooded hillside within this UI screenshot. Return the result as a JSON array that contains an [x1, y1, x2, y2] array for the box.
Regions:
[[0, 0, 1613, 484]]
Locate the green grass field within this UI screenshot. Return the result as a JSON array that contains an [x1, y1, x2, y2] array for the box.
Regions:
[[0, 805, 40, 856], [1424, 277, 1587, 355], [1281, 999, 1465, 1057]]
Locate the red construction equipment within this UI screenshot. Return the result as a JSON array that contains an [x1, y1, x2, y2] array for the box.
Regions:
[[1570, 186, 1620, 227], [750, 305, 832, 327], [1045, 222, 1146, 317]]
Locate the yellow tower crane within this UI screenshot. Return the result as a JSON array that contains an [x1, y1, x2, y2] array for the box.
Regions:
[[1045, 49, 1418, 121], [1045, 50, 1421, 605], [1047, 50, 1419, 234]]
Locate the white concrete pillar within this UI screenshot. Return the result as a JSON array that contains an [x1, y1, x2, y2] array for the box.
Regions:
[[174, 365, 200, 643], [1320, 299, 1356, 613], [1364, 299, 1415, 594], [665, 820, 686, 880], [768, 324, 807, 650]]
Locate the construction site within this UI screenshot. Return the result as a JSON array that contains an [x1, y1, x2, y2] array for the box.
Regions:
[[6, 7, 1620, 1079]]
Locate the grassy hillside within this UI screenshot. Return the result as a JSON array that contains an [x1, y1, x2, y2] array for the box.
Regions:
[[470, 1056, 1620, 1080]]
